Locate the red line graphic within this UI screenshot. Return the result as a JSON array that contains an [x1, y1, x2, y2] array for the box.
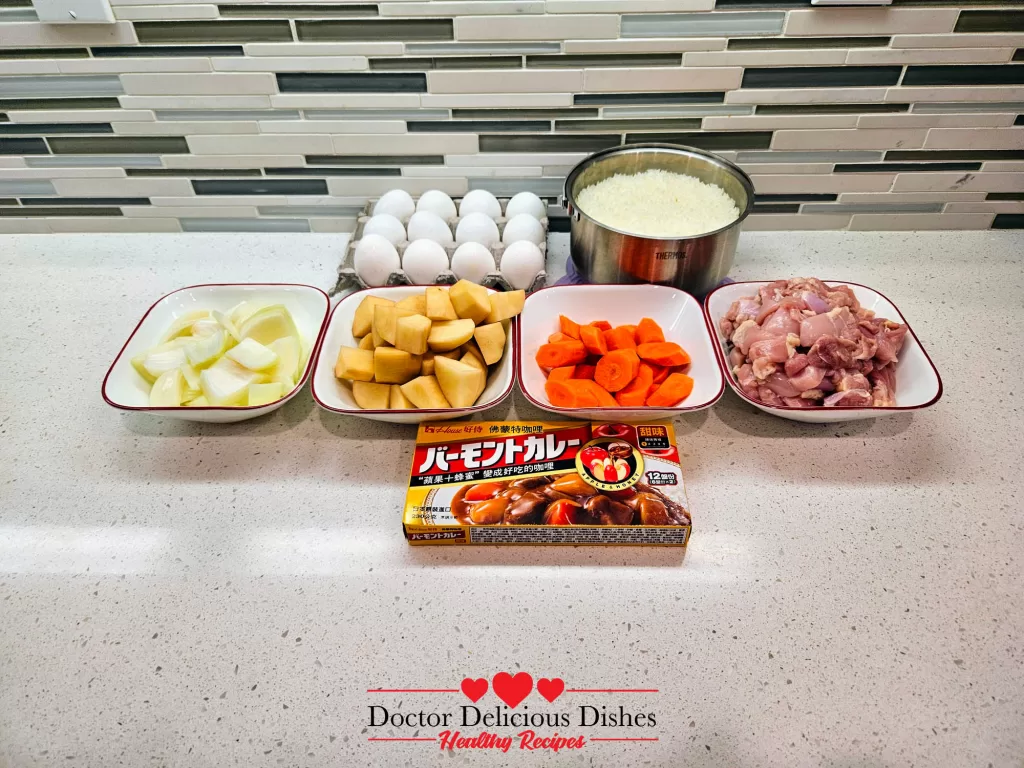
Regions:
[[590, 738, 660, 742], [565, 689, 659, 693], [366, 689, 459, 693], [368, 738, 437, 742]]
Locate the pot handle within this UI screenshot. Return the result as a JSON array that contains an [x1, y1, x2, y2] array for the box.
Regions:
[[559, 194, 580, 222]]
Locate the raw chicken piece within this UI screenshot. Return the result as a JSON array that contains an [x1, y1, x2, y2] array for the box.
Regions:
[[748, 333, 799, 364], [870, 366, 897, 407], [823, 389, 873, 407], [784, 354, 809, 377], [836, 370, 870, 392], [752, 357, 777, 381], [807, 335, 857, 370], [764, 372, 801, 398], [799, 306, 855, 347], [734, 364, 758, 399], [789, 364, 826, 393]]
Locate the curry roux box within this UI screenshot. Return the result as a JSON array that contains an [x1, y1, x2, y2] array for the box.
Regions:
[[403, 421, 691, 546]]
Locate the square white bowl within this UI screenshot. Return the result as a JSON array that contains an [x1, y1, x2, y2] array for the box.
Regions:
[[311, 285, 517, 424], [704, 280, 943, 423], [518, 284, 724, 421], [102, 283, 330, 423]]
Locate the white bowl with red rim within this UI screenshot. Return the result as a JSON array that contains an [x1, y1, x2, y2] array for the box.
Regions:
[[518, 284, 724, 421], [311, 285, 517, 424], [704, 280, 943, 423], [102, 283, 330, 423]]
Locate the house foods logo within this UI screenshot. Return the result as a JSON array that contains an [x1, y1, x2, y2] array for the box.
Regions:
[[366, 672, 659, 753]]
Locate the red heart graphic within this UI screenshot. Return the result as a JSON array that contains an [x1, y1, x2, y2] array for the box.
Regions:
[[491, 672, 533, 708], [536, 678, 565, 703], [461, 678, 488, 703]]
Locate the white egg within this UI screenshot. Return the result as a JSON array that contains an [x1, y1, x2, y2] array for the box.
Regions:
[[402, 239, 450, 285], [501, 213, 545, 246], [372, 189, 415, 221], [455, 212, 500, 248], [500, 240, 544, 291], [416, 189, 457, 220], [450, 242, 496, 284], [362, 214, 405, 246], [406, 210, 453, 245], [458, 189, 502, 219], [354, 234, 401, 287], [505, 191, 547, 221]]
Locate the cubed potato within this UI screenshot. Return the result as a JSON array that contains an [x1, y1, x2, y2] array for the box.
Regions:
[[421, 352, 436, 376], [473, 322, 506, 365], [395, 313, 431, 355], [389, 384, 413, 410], [434, 355, 486, 408], [427, 318, 476, 352], [395, 294, 427, 315], [449, 279, 491, 325], [401, 375, 451, 409], [352, 380, 390, 410], [357, 334, 375, 351], [460, 352, 486, 373], [374, 347, 416, 384], [485, 289, 525, 324], [373, 304, 416, 346], [353, 295, 394, 338], [406, 353, 423, 379], [334, 346, 374, 382], [425, 286, 458, 321]]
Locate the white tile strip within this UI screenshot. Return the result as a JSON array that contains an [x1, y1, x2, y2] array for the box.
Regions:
[[113, 4, 218, 19], [784, 8, 958, 36], [120, 73, 277, 96], [455, 14, 619, 41], [0, 21, 136, 46], [212, 57, 368, 72], [583, 66, 742, 92], [924, 128, 1024, 150], [381, 1, 544, 15], [771, 129, 928, 151], [565, 37, 725, 53], [187, 134, 334, 155], [427, 69, 583, 94], [849, 213, 995, 230]]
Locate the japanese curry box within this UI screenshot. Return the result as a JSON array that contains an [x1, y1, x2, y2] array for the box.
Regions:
[[403, 420, 692, 546]]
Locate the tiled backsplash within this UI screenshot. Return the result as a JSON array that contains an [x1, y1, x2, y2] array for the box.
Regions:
[[0, 1, 1022, 234]]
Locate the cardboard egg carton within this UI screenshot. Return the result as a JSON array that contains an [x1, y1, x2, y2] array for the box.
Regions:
[[337, 196, 548, 294]]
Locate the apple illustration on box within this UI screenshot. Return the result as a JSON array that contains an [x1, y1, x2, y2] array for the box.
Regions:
[[579, 445, 630, 482]]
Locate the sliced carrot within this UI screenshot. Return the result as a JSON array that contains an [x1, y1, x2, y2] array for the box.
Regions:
[[622, 324, 637, 338], [594, 349, 640, 393], [646, 373, 694, 407], [636, 341, 690, 367], [579, 324, 609, 357], [559, 315, 581, 340], [578, 379, 618, 408], [589, 320, 612, 332], [641, 361, 670, 386], [549, 366, 575, 381], [536, 341, 588, 369], [574, 386, 601, 408], [548, 331, 571, 343], [546, 379, 579, 407], [615, 364, 654, 407], [574, 364, 596, 380], [635, 317, 665, 344], [604, 326, 636, 351]]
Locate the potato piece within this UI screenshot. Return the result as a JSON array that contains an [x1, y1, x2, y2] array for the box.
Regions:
[[484, 289, 525, 324], [353, 295, 394, 338], [434, 355, 486, 408], [449, 279, 491, 324], [406, 353, 423, 380], [395, 313, 431, 355], [395, 294, 427, 315], [461, 352, 486, 373], [358, 334, 374, 351], [427, 318, 476, 352], [334, 346, 374, 382], [473, 322, 506, 365], [374, 347, 415, 384], [389, 384, 413, 410], [421, 352, 436, 376], [401, 375, 451, 409], [352, 380, 390, 410], [425, 286, 458, 321], [373, 305, 416, 346]]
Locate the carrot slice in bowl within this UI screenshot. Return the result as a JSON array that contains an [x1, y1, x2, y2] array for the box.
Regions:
[[636, 341, 690, 367], [594, 349, 640, 393], [579, 324, 608, 356], [646, 373, 694, 407]]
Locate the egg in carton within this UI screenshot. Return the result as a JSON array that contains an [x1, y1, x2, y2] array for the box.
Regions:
[[336, 192, 549, 294]]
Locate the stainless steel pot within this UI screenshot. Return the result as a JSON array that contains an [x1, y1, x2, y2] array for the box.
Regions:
[[561, 143, 754, 296]]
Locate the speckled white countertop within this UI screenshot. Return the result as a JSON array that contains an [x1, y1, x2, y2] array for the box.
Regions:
[[1, 231, 1022, 768]]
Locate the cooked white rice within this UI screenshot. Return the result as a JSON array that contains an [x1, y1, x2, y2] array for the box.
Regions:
[[575, 168, 740, 237]]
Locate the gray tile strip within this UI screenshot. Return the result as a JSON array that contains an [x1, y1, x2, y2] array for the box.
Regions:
[[803, 203, 944, 214], [0, 76, 123, 98], [192, 178, 329, 195], [621, 11, 785, 38], [27, 155, 164, 167], [181, 217, 311, 232], [738, 150, 883, 162]]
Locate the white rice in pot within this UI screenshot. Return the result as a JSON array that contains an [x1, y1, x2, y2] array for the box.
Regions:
[[574, 168, 741, 238]]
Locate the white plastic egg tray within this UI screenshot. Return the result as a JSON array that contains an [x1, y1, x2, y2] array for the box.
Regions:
[[337, 196, 548, 294]]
